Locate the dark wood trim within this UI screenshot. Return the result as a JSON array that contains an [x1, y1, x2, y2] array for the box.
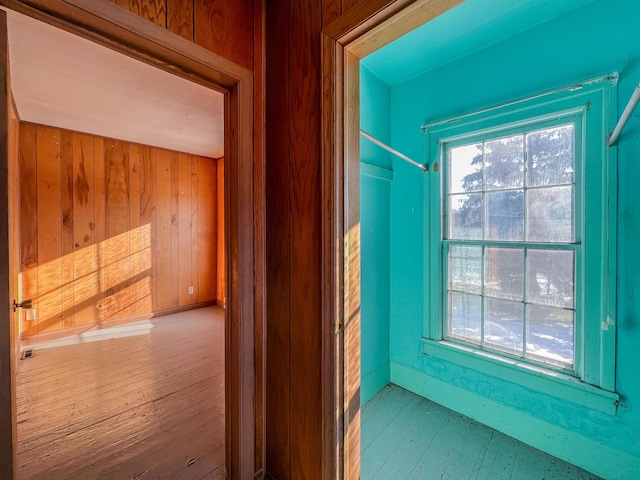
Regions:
[[0, 2, 262, 479], [321, 0, 415, 43], [320, 31, 343, 480], [253, 0, 267, 476], [0, 9, 17, 478]]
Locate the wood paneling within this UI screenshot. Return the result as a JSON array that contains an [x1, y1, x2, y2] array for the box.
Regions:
[[265, 0, 291, 477], [111, 0, 167, 28], [289, 1, 323, 478], [322, 0, 342, 26], [108, 0, 254, 70], [155, 148, 172, 311], [94, 137, 107, 322], [18, 124, 38, 337], [194, 0, 254, 70], [72, 133, 96, 326], [18, 123, 220, 338], [139, 145, 157, 313], [216, 158, 225, 304], [170, 151, 180, 307], [178, 152, 193, 305], [168, 0, 193, 41], [104, 139, 131, 320], [198, 157, 217, 302], [36, 126, 63, 333], [129, 144, 142, 315], [0, 2, 260, 478], [60, 131, 75, 329], [1, 10, 20, 474]]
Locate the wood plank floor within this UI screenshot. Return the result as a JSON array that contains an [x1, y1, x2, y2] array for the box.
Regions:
[[16, 306, 225, 480], [361, 384, 602, 480]]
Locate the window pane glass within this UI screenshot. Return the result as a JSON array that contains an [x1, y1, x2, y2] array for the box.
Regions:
[[449, 194, 482, 240], [449, 143, 483, 193], [448, 292, 481, 344], [526, 186, 573, 242], [526, 125, 574, 187], [526, 304, 574, 369], [486, 191, 524, 241], [484, 298, 524, 355], [526, 249, 574, 308], [484, 247, 524, 300], [449, 245, 482, 294], [485, 135, 524, 190]]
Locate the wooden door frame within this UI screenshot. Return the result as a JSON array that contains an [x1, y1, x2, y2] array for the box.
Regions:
[[320, 1, 465, 477], [0, 1, 263, 479]]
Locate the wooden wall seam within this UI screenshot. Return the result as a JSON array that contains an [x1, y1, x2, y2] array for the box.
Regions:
[[18, 122, 222, 338]]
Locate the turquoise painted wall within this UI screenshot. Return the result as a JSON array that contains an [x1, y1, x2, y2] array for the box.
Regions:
[[384, 0, 640, 477], [360, 66, 391, 404]]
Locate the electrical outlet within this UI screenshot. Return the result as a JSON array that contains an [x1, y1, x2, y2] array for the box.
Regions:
[[26, 309, 37, 321], [188, 286, 194, 295]]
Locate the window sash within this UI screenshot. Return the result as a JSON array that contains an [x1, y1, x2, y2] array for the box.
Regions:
[[423, 76, 616, 395]]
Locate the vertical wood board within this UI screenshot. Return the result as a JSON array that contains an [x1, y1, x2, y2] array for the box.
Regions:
[[18, 124, 38, 337], [170, 152, 180, 307], [60, 131, 75, 328], [197, 157, 216, 302], [288, 1, 323, 477], [178, 152, 193, 306], [104, 139, 131, 319], [155, 148, 172, 311], [194, 0, 254, 70], [265, 0, 292, 476], [167, 0, 193, 41], [36, 126, 63, 333], [72, 133, 96, 326]]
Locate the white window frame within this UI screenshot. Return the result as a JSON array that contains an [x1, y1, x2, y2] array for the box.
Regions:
[[421, 75, 619, 414]]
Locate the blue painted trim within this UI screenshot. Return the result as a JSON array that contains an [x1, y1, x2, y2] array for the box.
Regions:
[[360, 162, 393, 181], [361, 363, 390, 405], [390, 362, 640, 480], [422, 338, 618, 415]]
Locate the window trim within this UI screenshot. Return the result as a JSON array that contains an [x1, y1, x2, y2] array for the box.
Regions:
[[422, 75, 618, 414]]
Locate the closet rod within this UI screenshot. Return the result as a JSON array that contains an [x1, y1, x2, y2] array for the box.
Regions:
[[609, 81, 640, 146], [360, 129, 428, 172]]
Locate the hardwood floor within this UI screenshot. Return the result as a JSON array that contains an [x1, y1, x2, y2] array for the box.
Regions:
[[361, 384, 602, 480], [16, 306, 225, 480]]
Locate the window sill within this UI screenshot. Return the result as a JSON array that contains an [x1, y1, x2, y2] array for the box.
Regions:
[[422, 338, 619, 415]]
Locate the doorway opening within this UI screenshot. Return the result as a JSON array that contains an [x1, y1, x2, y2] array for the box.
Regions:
[[324, 0, 635, 478], [0, 2, 261, 479]]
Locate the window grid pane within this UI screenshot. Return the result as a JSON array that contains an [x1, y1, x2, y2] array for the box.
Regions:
[[445, 124, 576, 371]]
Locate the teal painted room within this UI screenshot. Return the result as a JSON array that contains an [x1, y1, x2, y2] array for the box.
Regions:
[[359, 0, 640, 478]]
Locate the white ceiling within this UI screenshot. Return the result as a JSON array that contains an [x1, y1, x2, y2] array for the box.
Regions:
[[5, 9, 225, 158]]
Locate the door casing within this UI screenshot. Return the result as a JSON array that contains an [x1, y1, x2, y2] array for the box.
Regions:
[[320, 1, 466, 478], [0, 1, 263, 479]]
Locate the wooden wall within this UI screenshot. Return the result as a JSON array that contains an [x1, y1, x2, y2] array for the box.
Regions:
[[264, 0, 399, 478], [1, 10, 21, 473], [18, 122, 222, 338], [109, 0, 254, 70]]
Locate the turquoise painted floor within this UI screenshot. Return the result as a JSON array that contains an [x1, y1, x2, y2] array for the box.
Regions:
[[361, 384, 602, 480]]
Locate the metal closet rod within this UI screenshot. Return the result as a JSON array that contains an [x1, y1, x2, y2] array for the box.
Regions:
[[360, 129, 428, 172], [609, 81, 640, 146]]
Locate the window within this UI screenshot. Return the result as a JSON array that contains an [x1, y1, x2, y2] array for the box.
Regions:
[[422, 76, 618, 412]]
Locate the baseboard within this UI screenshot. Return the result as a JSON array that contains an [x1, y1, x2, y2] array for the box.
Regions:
[[390, 362, 640, 480], [361, 362, 390, 405], [21, 300, 218, 347]]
